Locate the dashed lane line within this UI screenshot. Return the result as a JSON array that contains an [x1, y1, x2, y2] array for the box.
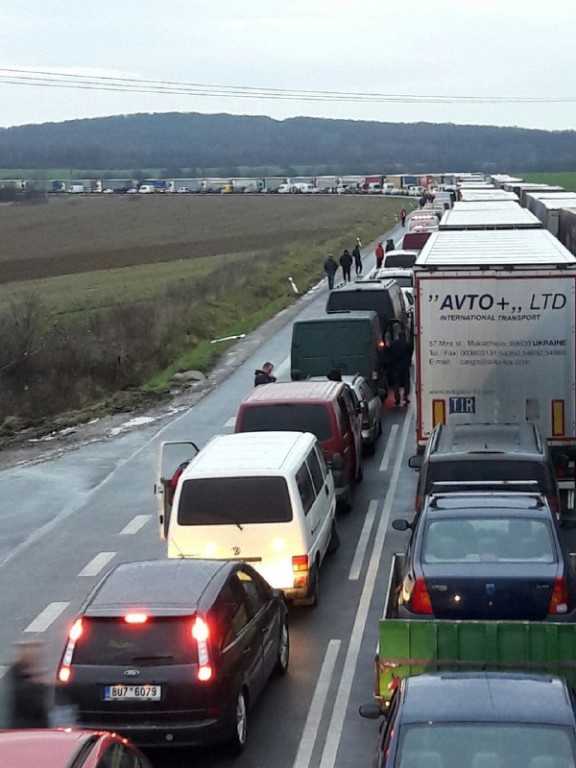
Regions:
[[24, 602, 70, 633], [379, 423, 399, 472], [78, 552, 115, 577], [119, 515, 151, 535], [348, 500, 378, 581]]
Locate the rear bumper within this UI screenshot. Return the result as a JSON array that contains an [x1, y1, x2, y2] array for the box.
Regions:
[[397, 605, 576, 622]]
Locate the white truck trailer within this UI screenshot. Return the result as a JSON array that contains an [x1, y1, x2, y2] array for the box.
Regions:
[[525, 193, 576, 236], [413, 229, 576, 496]]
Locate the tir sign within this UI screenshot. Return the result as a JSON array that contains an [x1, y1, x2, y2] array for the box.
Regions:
[[449, 397, 476, 414]]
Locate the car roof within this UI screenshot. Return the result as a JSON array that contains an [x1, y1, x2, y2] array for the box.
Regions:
[[240, 380, 344, 403], [401, 673, 575, 725], [432, 422, 544, 458], [0, 729, 97, 766], [85, 559, 229, 616], [422, 492, 552, 518]]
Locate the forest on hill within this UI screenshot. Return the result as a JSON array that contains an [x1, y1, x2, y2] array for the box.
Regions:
[[1, 112, 576, 175]]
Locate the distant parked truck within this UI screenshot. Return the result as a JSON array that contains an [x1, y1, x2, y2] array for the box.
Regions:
[[557, 208, 576, 258], [67, 184, 85, 194], [96, 178, 136, 193]]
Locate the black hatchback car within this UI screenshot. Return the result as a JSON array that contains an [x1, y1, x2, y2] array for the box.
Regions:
[[392, 492, 576, 621], [56, 559, 289, 751], [360, 672, 576, 768]]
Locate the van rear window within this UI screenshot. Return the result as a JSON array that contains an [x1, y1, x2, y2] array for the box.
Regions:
[[240, 404, 332, 441], [178, 476, 292, 525], [383, 254, 417, 268], [326, 290, 394, 321]]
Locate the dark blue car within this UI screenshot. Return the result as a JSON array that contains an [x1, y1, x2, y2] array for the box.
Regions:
[[360, 672, 576, 768], [391, 492, 576, 621]]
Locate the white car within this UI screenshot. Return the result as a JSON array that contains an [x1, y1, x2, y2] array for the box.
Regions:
[[176, 186, 190, 194], [102, 188, 115, 194], [126, 188, 138, 194]]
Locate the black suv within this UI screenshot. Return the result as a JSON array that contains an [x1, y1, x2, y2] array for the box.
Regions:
[[408, 422, 561, 517], [56, 559, 289, 751]]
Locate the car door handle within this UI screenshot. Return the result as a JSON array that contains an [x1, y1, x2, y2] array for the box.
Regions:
[[243, 646, 253, 655], [324, 485, 329, 496]]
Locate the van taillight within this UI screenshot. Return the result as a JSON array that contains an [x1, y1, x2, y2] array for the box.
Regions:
[[292, 555, 309, 572], [549, 495, 560, 516], [415, 495, 424, 514], [549, 577, 569, 615], [410, 578, 433, 614], [192, 616, 212, 682], [58, 618, 83, 683]]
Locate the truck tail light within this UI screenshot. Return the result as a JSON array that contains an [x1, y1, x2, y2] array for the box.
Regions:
[[58, 618, 83, 683], [410, 578, 433, 614], [292, 555, 309, 573], [192, 616, 212, 681], [549, 577, 569, 615]]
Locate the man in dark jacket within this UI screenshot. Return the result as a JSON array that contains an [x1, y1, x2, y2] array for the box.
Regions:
[[388, 331, 413, 406], [324, 253, 338, 289], [254, 362, 276, 386], [339, 249, 353, 282], [352, 243, 362, 275], [6, 642, 49, 728]]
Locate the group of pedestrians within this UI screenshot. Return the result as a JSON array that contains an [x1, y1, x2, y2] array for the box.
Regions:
[[374, 238, 395, 269], [324, 237, 363, 288]]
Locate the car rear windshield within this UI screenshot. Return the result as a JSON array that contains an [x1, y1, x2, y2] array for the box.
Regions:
[[423, 518, 556, 563], [383, 254, 417, 268], [178, 476, 292, 525], [397, 723, 576, 768], [73, 617, 197, 665], [426, 460, 550, 493], [326, 290, 394, 322], [240, 404, 332, 441]]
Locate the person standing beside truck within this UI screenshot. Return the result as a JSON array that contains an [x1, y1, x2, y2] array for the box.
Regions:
[[375, 241, 384, 269], [352, 243, 363, 275], [254, 362, 276, 387], [400, 208, 407, 227], [388, 330, 412, 406], [324, 253, 338, 289], [339, 249, 353, 282], [385, 238, 395, 253]]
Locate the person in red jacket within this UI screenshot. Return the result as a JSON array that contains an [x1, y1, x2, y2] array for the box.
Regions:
[[375, 241, 384, 269]]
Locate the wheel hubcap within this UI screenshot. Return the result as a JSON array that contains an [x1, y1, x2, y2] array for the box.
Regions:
[[279, 625, 289, 668], [236, 693, 247, 743]]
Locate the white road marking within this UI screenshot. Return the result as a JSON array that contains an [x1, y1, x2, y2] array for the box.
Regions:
[[0, 666, 7, 679], [24, 602, 69, 633], [319, 411, 413, 768], [348, 500, 378, 581], [293, 639, 341, 768], [379, 423, 399, 472], [78, 552, 115, 577], [223, 416, 236, 428], [119, 514, 151, 535]]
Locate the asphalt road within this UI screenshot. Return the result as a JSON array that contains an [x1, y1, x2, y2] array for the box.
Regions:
[[1, 224, 572, 768]]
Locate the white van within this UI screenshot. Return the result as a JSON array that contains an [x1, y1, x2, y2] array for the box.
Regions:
[[154, 431, 338, 605], [138, 184, 156, 194]]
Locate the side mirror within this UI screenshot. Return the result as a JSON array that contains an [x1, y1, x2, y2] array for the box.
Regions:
[[331, 453, 343, 472], [359, 703, 386, 720], [408, 455, 422, 470], [392, 519, 411, 532]]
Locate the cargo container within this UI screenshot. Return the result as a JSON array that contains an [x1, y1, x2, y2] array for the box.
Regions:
[[558, 208, 576, 258], [439, 205, 541, 230], [526, 194, 576, 236]]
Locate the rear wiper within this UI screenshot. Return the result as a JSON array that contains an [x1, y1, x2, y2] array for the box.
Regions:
[[131, 655, 173, 662]]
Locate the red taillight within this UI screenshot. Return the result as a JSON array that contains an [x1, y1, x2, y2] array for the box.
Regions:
[[292, 555, 309, 572], [549, 495, 560, 516], [549, 577, 569, 615], [410, 578, 433, 614], [58, 618, 83, 683], [125, 613, 148, 624], [192, 616, 213, 682]]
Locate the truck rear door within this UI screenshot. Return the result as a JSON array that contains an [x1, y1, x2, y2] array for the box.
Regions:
[[154, 441, 199, 540]]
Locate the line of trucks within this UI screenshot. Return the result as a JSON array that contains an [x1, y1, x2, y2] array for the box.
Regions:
[[0, 172, 458, 196], [375, 171, 576, 712]]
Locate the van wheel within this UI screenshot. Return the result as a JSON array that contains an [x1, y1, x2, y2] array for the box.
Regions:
[[228, 688, 248, 754], [274, 621, 290, 676], [356, 463, 363, 483], [338, 487, 352, 513], [327, 521, 340, 554], [302, 564, 319, 607]]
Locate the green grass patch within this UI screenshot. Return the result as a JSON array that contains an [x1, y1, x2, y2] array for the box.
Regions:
[[518, 172, 576, 192]]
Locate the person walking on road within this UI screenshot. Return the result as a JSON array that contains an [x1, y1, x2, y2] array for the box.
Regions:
[[324, 253, 338, 289], [400, 208, 407, 227], [388, 331, 413, 406], [254, 362, 276, 387], [352, 242, 363, 275], [6, 641, 50, 728], [375, 241, 384, 269], [340, 249, 353, 282], [385, 238, 395, 253]]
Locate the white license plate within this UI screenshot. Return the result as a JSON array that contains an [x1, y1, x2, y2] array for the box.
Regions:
[[104, 684, 162, 701]]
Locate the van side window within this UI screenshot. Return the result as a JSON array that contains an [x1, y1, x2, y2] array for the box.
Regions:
[[296, 463, 316, 515], [307, 449, 325, 495]]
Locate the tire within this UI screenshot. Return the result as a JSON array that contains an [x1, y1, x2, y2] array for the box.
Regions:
[[274, 621, 290, 676], [365, 437, 376, 456], [327, 521, 341, 555], [356, 463, 363, 483], [337, 486, 352, 513], [228, 688, 248, 754], [299, 563, 319, 607]]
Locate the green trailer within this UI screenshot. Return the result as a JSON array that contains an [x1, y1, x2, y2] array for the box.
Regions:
[[376, 555, 576, 702]]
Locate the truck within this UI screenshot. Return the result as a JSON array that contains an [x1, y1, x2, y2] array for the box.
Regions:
[[412, 229, 576, 499], [375, 553, 576, 703], [558, 208, 576, 258], [141, 179, 167, 193], [525, 194, 576, 236], [438, 204, 542, 230], [67, 184, 85, 194]]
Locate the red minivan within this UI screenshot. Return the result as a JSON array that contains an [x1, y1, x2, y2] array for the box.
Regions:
[[235, 381, 363, 511]]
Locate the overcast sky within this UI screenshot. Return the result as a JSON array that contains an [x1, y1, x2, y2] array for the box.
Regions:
[[1, 0, 575, 132]]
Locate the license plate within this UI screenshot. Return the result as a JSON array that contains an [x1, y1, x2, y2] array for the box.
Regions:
[[104, 684, 162, 701]]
